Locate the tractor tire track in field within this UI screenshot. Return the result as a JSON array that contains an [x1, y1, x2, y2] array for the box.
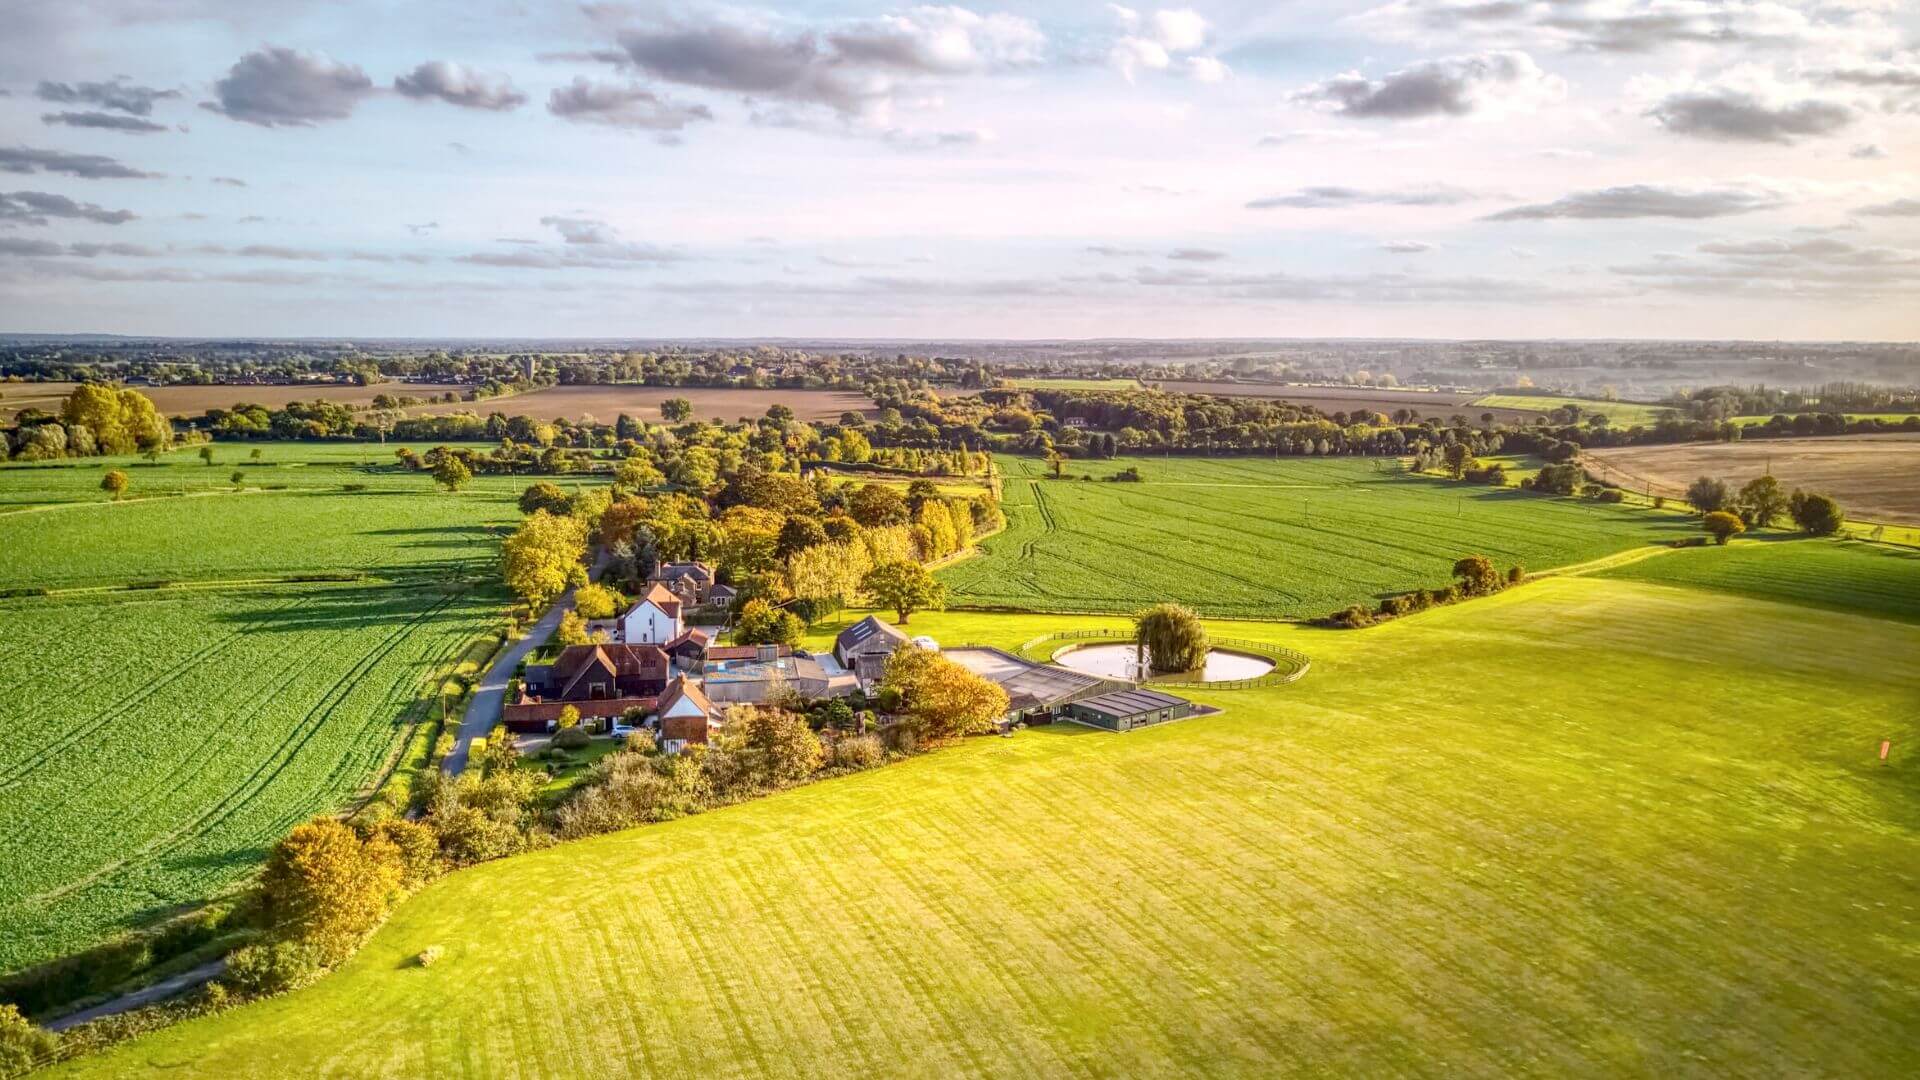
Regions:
[[22, 591, 457, 910], [0, 600, 280, 791]]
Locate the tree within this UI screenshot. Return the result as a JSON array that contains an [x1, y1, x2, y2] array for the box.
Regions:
[[230, 470, 246, 489], [61, 384, 168, 455], [556, 704, 581, 730], [861, 560, 946, 624], [733, 598, 804, 646], [519, 481, 574, 517], [556, 609, 591, 646], [847, 483, 908, 527], [777, 515, 829, 559], [0, 1004, 59, 1076], [199, 445, 216, 466], [1134, 603, 1209, 673], [660, 397, 693, 422], [1737, 474, 1787, 528], [433, 455, 472, 493], [100, 469, 129, 500], [731, 704, 822, 784], [1789, 490, 1845, 536], [1452, 555, 1501, 596], [572, 582, 621, 620], [502, 510, 589, 608], [1686, 475, 1731, 514], [879, 646, 1008, 741], [1703, 510, 1745, 545], [259, 818, 404, 964], [1045, 449, 1065, 478], [1442, 443, 1474, 480]]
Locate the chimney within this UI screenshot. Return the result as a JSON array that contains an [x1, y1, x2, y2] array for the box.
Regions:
[[757, 644, 778, 663]]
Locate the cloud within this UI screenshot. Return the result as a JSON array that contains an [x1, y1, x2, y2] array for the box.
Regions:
[[1086, 244, 1150, 257], [40, 111, 170, 134], [406, 221, 438, 236], [1381, 241, 1434, 253], [204, 47, 375, 127], [0, 237, 65, 256], [607, 9, 1044, 116], [1856, 198, 1920, 217], [35, 78, 178, 116], [0, 190, 136, 226], [1256, 129, 1372, 147], [0, 146, 158, 179], [1849, 143, 1886, 159], [1608, 233, 1920, 297], [394, 61, 527, 111], [1292, 50, 1562, 119], [546, 77, 713, 131], [1485, 184, 1785, 220], [1109, 6, 1227, 82], [1645, 88, 1852, 143], [211, 176, 248, 187], [879, 126, 990, 150], [1247, 185, 1483, 209], [0, 237, 156, 258], [1167, 247, 1227, 261], [541, 215, 619, 245], [1351, 0, 1887, 56]]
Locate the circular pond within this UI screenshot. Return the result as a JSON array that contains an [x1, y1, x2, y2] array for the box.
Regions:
[[1052, 642, 1276, 683]]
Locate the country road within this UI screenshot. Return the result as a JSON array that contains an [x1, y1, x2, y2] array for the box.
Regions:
[[442, 554, 606, 776]]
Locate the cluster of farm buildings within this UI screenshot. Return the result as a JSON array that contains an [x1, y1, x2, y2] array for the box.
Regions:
[[503, 561, 1199, 753]]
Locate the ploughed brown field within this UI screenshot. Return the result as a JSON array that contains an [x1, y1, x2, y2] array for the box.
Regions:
[[406, 384, 876, 423], [0, 381, 471, 418], [1148, 381, 1547, 424], [1586, 434, 1920, 525]]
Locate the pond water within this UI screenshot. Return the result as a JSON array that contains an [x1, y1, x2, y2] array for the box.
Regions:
[[1052, 643, 1275, 682]]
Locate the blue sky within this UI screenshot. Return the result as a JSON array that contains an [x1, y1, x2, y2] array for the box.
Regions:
[[1, 0, 1917, 338]]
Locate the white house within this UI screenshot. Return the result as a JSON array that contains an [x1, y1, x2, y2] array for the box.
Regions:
[[656, 674, 716, 755], [618, 582, 684, 645]]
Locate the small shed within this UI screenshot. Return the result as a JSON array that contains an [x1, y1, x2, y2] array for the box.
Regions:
[[1061, 688, 1194, 732]]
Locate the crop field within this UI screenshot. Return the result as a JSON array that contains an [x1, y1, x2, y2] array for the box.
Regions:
[[939, 455, 1693, 617], [1145, 382, 1550, 423], [57, 579, 1920, 1077], [1468, 394, 1678, 427], [1598, 539, 1920, 622], [0, 444, 540, 971], [405, 384, 875, 423], [0, 381, 471, 419], [1586, 434, 1920, 525], [0, 584, 500, 972]]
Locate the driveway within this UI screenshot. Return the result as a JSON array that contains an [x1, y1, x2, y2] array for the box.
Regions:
[[442, 555, 605, 776]]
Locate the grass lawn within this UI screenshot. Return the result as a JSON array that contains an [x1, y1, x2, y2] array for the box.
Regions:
[[54, 577, 1920, 1077], [1597, 537, 1920, 622], [1469, 394, 1679, 427], [939, 455, 1694, 618]]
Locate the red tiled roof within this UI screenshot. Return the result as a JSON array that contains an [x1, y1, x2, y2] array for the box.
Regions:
[[549, 644, 668, 699], [706, 644, 792, 661], [663, 628, 711, 652], [657, 674, 713, 717], [504, 696, 656, 725]]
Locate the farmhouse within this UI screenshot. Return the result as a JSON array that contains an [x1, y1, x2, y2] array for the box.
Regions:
[[834, 615, 909, 688], [655, 674, 717, 755], [504, 643, 670, 733], [617, 583, 683, 645], [650, 561, 732, 606], [1060, 688, 1195, 732]]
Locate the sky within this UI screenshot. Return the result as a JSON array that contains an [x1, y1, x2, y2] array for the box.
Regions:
[[1, 0, 1918, 340]]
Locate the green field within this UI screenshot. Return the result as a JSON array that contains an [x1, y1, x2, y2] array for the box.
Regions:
[[1007, 376, 1143, 391], [938, 456, 1693, 617], [1597, 538, 1920, 622], [54, 575, 1920, 1077], [1469, 394, 1678, 427], [0, 444, 531, 971]]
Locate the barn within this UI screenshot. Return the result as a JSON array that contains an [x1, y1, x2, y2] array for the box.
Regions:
[[1060, 688, 1194, 732]]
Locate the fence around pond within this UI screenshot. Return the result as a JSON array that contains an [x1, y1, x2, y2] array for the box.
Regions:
[[1014, 630, 1310, 689]]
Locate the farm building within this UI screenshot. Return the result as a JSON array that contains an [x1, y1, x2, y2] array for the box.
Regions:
[[940, 646, 1133, 724], [835, 615, 909, 688], [1060, 689, 1195, 732]]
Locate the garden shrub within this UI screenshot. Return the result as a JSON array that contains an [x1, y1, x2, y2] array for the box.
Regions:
[[552, 725, 591, 750], [223, 939, 327, 997]]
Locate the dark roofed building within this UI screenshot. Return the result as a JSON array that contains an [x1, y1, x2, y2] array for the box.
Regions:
[[1061, 688, 1194, 732], [835, 616, 908, 688], [505, 643, 671, 733]]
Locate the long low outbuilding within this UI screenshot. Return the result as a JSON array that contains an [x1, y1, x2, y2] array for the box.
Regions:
[[1059, 688, 1196, 732]]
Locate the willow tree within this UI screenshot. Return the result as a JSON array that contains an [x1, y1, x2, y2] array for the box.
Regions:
[[1135, 603, 1208, 674]]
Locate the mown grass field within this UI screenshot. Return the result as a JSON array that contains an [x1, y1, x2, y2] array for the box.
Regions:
[[939, 455, 1693, 618], [0, 444, 537, 971], [55, 574, 1920, 1077], [1598, 538, 1920, 622]]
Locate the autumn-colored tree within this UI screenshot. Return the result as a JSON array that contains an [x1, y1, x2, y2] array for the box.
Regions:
[[1703, 510, 1745, 545], [61, 384, 169, 455], [556, 609, 591, 647], [502, 510, 589, 608], [848, 483, 909, 527], [100, 469, 129, 500], [0, 1004, 59, 1075], [1135, 603, 1209, 674], [518, 481, 573, 516], [572, 583, 622, 621], [259, 818, 405, 963], [556, 704, 581, 730], [1451, 555, 1501, 596], [861, 560, 946, 624], [880, 646, 1008, 742], [731, 704, 823, 784], [433, 455, 472, 492]]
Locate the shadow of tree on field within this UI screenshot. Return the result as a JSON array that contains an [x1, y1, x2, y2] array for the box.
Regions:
[[209, 582, 502, 634]]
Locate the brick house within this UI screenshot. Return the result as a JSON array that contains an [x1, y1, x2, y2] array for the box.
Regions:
[[504, 643, 670, 733]]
